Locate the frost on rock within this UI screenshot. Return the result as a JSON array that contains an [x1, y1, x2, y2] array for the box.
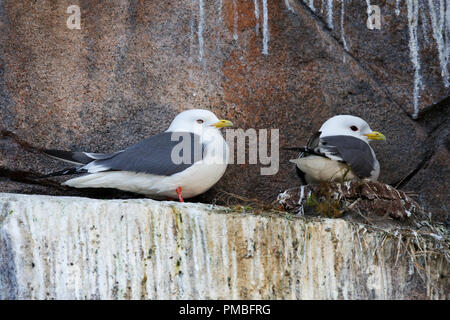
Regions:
[[407, 0, 422, 119], [427, 0, 449, 88], [326, 0, 334, 29], [299, 0, 448, 116], [198, 0, 205, 61], [0, 193, 448, 300], [340, 0, 349, 62], [233, 0, 238, 40], [253, 0, 270, 55], [262, 0, 270, 55], [187, 0, 446, 112], [285, 0, 294, 13], [254, 0, 260, 34]]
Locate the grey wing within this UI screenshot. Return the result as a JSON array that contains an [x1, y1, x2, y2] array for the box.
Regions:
[[307, 131, 321, 149], [318, 135, 376, 178], [83, 132, 205, 176], [295, 131, 321, 158]]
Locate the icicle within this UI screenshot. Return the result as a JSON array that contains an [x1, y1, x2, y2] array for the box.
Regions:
[[420, 2, 429, 44], [262, 0, 269, 55], [406, 0, 422, 119], [198, 0, 205, 61], [189, 19, 195, 60], [395, 0, 401, 16], [254, 0, 260, 35], [188, 18, 195, 80], [447, 0, 450, 83], [428, 0, 449, 87], [233, 0, 238, 40], [447, 0, 450, 36], [365, 0, 373, 29], [326, 0, 334, 29], [341, 0, 349, 62], [285, 0, 294, 13]]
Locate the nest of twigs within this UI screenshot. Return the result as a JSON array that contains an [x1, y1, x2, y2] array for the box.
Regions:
[[276, 180, 449, 280]]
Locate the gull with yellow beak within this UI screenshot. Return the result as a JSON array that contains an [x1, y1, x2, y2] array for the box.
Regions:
[[41, 109, 233, 202], [288, 115, 385, 183]]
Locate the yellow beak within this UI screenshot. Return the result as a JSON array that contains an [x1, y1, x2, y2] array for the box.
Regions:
[[365, 131, 386, 141], [212, 119, 233, 128]]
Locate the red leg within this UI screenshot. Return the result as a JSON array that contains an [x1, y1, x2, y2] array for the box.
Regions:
[[176, 187, 184, 202]]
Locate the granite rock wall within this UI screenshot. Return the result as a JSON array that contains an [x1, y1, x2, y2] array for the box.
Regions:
[[0, 1, 448, 221]]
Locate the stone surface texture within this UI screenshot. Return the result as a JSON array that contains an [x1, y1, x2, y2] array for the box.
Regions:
[[0, 193, 448, 299]]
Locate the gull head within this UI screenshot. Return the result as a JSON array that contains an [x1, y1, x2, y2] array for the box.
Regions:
[[167, 109, 233, 134], [319, 115, 385, 143]]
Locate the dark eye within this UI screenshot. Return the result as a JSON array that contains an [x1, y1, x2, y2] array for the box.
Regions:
[[196, 119, 204, 124], [350, 125, 358, 131]]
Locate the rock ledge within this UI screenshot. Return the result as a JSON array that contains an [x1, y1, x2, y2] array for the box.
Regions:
[[0, 193, 448, 299]]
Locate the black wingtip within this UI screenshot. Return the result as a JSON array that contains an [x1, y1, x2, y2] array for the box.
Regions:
[[283, 147, 308, 152], [36, 167, 83, 179], [44, 149, 75, 159], [44, 149, 94, 165]]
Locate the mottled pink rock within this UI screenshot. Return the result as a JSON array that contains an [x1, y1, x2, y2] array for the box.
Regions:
[[0, 0, 448, 222]]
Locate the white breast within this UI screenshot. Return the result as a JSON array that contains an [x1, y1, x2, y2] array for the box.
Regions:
[[291, 156, 358, 184]]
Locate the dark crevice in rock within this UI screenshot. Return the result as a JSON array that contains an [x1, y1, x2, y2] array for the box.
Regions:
[[393, 151, 435, 190], [0, 167, 71, 189], [414, 96, 450, 135], [394, 97, 449, 188], [394, 117, 448, 189], [0, 129, 43, 154]]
